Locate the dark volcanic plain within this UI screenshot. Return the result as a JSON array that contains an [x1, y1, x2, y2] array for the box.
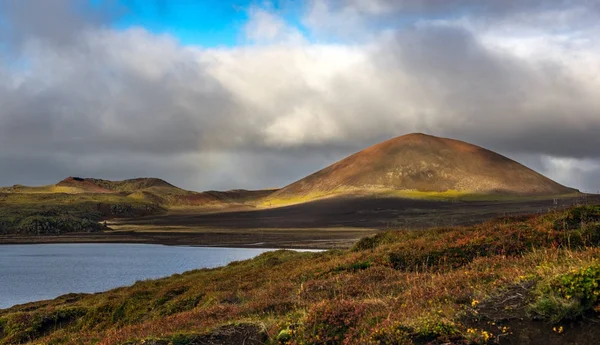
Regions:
[[3, 194, 598, 249]]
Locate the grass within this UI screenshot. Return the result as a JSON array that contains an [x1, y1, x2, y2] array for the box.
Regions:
[[1, 205, 600, 344], [530, 262, 600, 322], [257, 188, 470, 208], [258, 191, 336, 207], [260, 187, 585, 207], [259, 188, 473, 207]]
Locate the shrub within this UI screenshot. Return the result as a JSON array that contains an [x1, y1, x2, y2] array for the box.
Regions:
[[531, 264, 600, 322], [161, 295, 204, 316], [301, 299, 369, 344], [1, 308, 86, 344], [388, 244, 501, 271], [170, 333, 195, 345], [331, 261, 372, 274], [557, 264, 600, 305], [277, 328, 293, 343], [352, 232, 399, 251], [413, 315, 459, 341], [368, 321, 412, 345], [15, 215, 102, 235], [153, 286, 190, 308], [553, 206, 600, 230]]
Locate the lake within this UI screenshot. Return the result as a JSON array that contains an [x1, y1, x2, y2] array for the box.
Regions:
[[0, 244, 280, 310]]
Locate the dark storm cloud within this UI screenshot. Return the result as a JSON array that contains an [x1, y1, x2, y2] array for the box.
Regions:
[[375, 24, 600, 158], [0, 28, 242, 156]]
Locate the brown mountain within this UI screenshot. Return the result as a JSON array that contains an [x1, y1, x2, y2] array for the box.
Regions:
[[268, 133, 576, 203]]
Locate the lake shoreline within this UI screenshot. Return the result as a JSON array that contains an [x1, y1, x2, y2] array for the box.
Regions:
[[0, 244, 283, 310], [0, 229, 371, 250]]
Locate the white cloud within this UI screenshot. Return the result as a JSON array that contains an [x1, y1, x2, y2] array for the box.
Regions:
[[244, 7, 305, 45]]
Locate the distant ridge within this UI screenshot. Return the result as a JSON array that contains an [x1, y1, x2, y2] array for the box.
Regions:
[[0, 176, 277, 208], [55, 177, 247, 207], [268, 133, 577, 203], [57, 177, 179, 194]]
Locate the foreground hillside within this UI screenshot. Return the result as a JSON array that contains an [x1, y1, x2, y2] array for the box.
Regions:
[[2, 204, 600, 344], [267, 133, 576, 206]]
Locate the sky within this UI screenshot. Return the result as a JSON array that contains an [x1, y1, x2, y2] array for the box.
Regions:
[[0, 0, 599, 193]]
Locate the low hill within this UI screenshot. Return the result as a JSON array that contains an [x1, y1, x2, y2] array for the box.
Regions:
[[55, 177, 218, 207], [267, 133, 576, 204], [0, 177, 185, 196], [52, 177, 276, 206], [57, 177, 179, 194], [0, 177, 277, 236]]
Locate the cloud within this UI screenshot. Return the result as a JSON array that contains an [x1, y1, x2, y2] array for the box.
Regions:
[[542, 156, 600, 194], [0, 0, 599, 192], [244, 7, 305, 45], [377, 23, 600, 158], [0, 0, 121, 49]]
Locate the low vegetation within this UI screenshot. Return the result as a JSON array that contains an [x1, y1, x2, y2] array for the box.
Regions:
[[0, 192, 164, 236], [1, 204, 600, 344]]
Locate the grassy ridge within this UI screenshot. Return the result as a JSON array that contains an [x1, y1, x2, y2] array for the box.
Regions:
[[0, 178, 266, 233], [1, 205, 600, 344]]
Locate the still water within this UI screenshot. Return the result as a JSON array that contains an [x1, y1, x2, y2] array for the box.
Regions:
[[0, 244, 277, 309]]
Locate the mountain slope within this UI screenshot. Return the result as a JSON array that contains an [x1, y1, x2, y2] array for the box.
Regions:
[[268, 133, 576, 203]]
